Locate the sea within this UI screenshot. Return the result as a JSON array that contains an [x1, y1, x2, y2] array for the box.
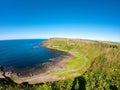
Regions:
[[0, 39, 63, 70]]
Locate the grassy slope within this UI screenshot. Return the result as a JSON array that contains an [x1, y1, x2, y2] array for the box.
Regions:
[[0, 38, 120, 90], [42, 38, 93, 79], [42, 38, 120, 90]]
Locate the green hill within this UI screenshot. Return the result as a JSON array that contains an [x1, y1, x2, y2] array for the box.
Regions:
[[0, 38, 120, 90]]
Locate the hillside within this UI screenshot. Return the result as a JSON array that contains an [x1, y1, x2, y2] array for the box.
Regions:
[[0, 38, 120, 90]]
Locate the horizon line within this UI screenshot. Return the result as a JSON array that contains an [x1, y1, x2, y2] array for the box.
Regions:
[[0, 37, 120, 43]]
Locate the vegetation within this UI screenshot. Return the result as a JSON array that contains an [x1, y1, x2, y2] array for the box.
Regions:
[[0, 38, 120, 90]]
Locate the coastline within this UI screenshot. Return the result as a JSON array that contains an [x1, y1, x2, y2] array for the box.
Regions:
[[0, 45, 73, 84]]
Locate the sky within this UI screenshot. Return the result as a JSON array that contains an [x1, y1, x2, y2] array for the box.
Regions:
[[0, 0, 120, 42]]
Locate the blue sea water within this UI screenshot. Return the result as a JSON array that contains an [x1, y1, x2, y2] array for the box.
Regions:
[[0, 39, 62, 69]]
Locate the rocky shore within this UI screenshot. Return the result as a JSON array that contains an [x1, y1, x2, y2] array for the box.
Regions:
[[0, 47, 73, 84]]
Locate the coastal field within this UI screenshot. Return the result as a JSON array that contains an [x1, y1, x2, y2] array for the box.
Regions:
[[0, 38, 120, 90]]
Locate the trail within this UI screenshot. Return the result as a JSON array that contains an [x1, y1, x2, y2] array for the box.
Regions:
[[54, 52, 89, 75]]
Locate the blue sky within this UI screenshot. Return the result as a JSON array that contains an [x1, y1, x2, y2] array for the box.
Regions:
[[0, 0, 120, 42]]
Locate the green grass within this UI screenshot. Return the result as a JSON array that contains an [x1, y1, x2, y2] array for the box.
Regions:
[[42, 38, 120, 89]]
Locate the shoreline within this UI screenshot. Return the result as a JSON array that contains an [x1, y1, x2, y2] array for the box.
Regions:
[[0, 45, 73, 84]]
